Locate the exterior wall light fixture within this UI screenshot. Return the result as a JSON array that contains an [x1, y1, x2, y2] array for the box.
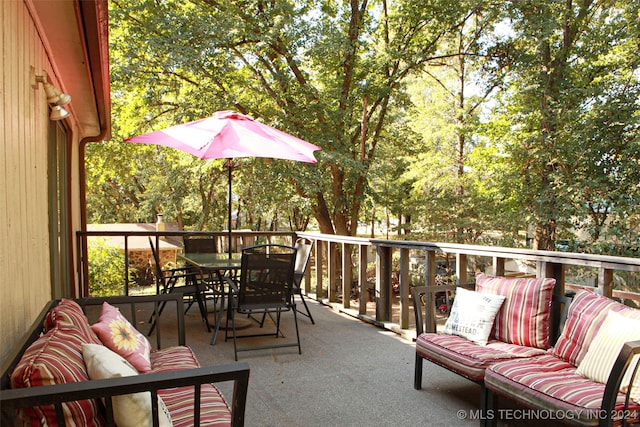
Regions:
[[31, 67, 71, 121]]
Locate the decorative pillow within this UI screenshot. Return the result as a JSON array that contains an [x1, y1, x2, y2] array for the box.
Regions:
[[443, 287, 506, 346], [44, 299, 102, 343], [10, 325, 106, 426], [91, 302, 152, 372], [82, 344, 173, 427], [476, 273, 555, 349], [551, 289, 640, 366], [576, 310, 640, 403]]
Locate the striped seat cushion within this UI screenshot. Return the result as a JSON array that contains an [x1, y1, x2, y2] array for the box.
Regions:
[[159, 384, 232, 427], [476, 273, 556, 349], [485, 354, 640, 426], [10, 324, 107, 426], [151, 346, 232, 426], [551, 289, 640, 366], [150, 345, 201, 372], [416, 333, 547, 381]]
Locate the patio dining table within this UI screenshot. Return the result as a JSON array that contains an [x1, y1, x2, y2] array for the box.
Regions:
[[179, 252, 242, 271], [178, 252, 247, 344]]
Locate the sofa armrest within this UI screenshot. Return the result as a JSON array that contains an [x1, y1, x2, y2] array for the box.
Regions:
[[412, 283, 473, 335], [549, 292, 575, 345], [599, 340, 640, 427], [0, 362, 250, 427]]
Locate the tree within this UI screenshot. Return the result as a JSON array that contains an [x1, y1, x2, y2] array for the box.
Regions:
[[88, 0, 639, 253], [403, 3, 516, 244], [85, 140, 230, 229], [492, 0, 640, 249], [87, 238, 130, 296], [99, 0, 484, 236]]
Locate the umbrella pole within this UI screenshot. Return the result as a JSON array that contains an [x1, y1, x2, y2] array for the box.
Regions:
[[227, 159, 232, 259]]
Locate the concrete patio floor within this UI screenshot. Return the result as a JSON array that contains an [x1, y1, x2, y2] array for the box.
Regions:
[[159, 298, 557, 427]]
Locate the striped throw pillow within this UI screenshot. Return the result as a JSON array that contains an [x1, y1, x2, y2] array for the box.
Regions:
[[576, 310, 640, 403], [82, 344, 173, 427], [44, 298, 101, 343], [552, 289, 640, 366], [10, 325, 107, 426], [476, 273, 555, 349]]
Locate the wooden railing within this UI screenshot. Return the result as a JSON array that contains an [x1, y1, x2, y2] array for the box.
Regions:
[[295, 232, 640, 339], [76, 230, 640, 338]]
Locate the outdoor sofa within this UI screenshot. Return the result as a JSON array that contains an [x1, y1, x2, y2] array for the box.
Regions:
[[413, 273, 640, 426], [0, 293, 250, 426]]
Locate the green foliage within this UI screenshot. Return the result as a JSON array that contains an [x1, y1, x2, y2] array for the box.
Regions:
[[84, 0, 640, 257], [487, 0, 640, 249], [87, 238, 128, 296], [96, 0, 486, 236], [401, 5, 520, 244]]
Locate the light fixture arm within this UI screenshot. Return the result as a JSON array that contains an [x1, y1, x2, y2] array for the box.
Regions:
[[32, 75, 71, 106], [31, 67, 71, 121]]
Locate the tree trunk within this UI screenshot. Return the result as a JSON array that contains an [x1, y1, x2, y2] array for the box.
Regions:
[[312, 191, 336, 235], [533, 220, 556, 251]]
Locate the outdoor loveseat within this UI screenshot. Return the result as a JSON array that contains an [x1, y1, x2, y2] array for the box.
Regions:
[[0, 293, 250, 426], [413, 273, 640, 426]]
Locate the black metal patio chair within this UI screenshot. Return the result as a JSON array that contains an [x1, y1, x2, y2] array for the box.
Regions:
[[224, 244, 301, 361], [182, 233, 227, 314], [147, 237, 211, 334], [183, 233, 218, 254], [292, 237, 315, 324]]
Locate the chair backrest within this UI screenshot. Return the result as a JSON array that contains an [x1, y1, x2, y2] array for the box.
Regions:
[[183, 234, 217, 254], [238, 244, 296, 307], [294, 238, 313, 275]]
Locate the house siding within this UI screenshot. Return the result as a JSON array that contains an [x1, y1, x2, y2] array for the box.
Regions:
[[1, 0, 110, 365], [1, 1, 56, 363]]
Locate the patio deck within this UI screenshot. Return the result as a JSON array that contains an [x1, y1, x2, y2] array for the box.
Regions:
[[157, 297, 555, 427]]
